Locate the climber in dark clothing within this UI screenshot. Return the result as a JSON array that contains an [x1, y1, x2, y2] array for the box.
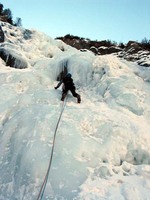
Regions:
[[55, 73, 81, 103]]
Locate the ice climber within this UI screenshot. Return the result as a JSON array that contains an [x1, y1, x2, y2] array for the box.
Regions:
[[55, 73, 81, 103]]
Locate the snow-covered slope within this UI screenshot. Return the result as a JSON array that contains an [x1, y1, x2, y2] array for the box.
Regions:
[[0, 22, 150, 200]]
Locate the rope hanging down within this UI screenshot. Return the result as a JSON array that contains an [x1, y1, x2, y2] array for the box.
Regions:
[[36, 96, 67, 200]]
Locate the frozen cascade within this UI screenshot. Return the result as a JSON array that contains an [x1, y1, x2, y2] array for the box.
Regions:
[[0, 22, 150, 200]]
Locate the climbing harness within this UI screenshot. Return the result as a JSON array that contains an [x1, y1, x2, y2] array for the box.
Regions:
[[36, 96, 68, 200]]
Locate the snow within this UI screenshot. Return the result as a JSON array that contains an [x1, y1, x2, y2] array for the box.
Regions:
[[0, 22, 150, 200]]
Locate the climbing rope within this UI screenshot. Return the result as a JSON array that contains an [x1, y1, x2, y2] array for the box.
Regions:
[[36, 96, 68, 200]]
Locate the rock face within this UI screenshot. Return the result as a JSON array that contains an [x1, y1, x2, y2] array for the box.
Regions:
[[125, 41, 143, 54], [0, 47, 28, 69], [0, 25, 4, 42], [118, 41, 150, 67], [98, 46, 122, 55], [56, 35, 123, 55]]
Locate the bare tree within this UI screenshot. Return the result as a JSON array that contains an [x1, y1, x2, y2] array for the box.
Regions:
[[15, 17, 22, 27]]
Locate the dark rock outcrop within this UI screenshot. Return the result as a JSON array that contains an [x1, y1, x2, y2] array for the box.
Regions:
[[98, 46, 122, 55], [125, 41, 142, 54], [0, 25, 4, 42]]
